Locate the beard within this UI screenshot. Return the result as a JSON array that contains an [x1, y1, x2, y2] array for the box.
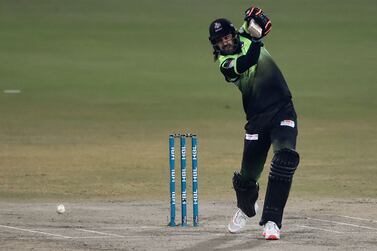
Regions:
[[222, 44, 235, 54], [221, 41, 237, 54]]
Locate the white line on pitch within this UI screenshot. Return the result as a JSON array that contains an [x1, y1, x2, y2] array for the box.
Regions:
[[296, 225, 344, 234], [306, 217, 377, 231], [69, 236, 114, 239], [91, 225, 231, 230], [91, 226, 163, 230], [0, 224, 71, 239], [76, 228, 126, 238], [13, 236, 115, 240], [336, 215, 377, 223], [36, 226, 163, 231]]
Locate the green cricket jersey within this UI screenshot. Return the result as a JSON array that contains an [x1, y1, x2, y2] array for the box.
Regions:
[[218, 32, 292, 120]]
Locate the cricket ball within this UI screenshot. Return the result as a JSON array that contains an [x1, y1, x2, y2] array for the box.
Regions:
[[56, 204, 65, 214]]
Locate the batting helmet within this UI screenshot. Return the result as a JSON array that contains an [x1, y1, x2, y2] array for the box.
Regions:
[[208, 18, 241, 59]]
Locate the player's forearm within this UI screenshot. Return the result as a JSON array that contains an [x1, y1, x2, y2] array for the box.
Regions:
[[236, 41, 262, 74]]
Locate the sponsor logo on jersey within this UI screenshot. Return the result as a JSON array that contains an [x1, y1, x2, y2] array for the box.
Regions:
[[222, 59, 235, 68], [245, 134, 258, 140], [280, 120, 295, 128]]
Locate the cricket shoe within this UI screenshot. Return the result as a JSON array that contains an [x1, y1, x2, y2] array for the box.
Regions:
[[227, 203, 258, 233], [263, 221, 280, 240]]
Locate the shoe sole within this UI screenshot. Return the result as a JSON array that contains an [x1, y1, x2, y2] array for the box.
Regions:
[[227, 224, 242, 233], [265, 235, 279, 240]]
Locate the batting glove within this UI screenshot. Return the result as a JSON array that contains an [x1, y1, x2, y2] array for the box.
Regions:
[[244, 6, 272, 38]]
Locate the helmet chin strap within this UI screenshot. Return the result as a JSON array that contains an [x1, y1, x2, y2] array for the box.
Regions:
[[212, 45, 221, 61]]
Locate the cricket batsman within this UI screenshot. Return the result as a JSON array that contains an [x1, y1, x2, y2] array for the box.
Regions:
[[208, 6, 300, 240]]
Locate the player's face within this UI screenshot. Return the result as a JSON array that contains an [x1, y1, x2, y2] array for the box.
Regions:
[[216, 34, 235, 54]]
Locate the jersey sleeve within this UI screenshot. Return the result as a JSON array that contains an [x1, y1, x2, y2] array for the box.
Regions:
[[235, 37, 263, 74], [220, 58, 240, 83]]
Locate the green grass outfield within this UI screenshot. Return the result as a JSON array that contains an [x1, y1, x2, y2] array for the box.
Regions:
[[0, 0, 376, 200]]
